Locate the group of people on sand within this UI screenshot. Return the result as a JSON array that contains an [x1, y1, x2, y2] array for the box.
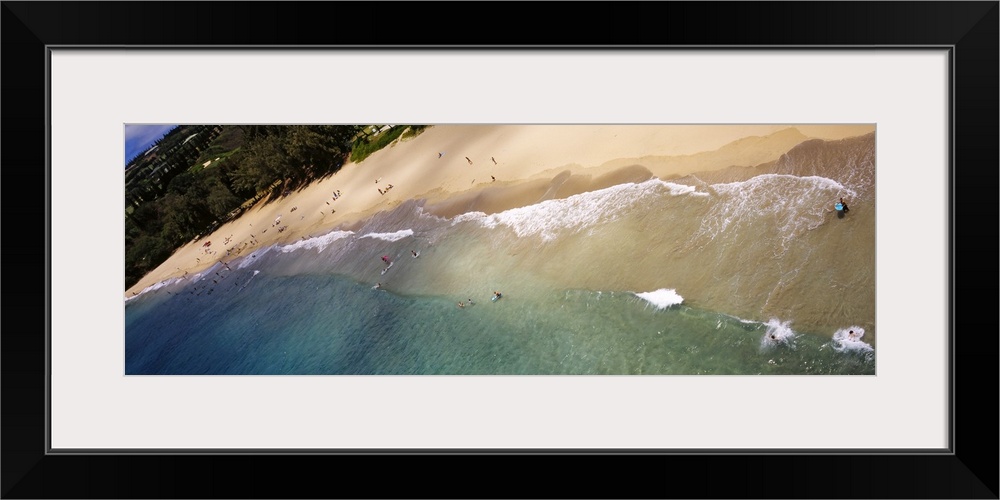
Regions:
[[323, 190, 343, 215], [377, 183, 395, 196], [460, 155, 499, 166]]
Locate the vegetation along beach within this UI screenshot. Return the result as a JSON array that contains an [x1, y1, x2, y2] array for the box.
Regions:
[[125, 124, 876, 375]]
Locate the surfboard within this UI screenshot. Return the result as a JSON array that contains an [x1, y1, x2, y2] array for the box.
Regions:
[[381, 262, 393, 275], [492, 294, 502, 302]]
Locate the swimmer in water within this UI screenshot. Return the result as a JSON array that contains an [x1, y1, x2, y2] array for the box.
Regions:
[[457, 301, 465, 308]]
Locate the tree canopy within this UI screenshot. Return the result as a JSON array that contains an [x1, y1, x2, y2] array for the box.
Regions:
[[125, 124, 382, 290]]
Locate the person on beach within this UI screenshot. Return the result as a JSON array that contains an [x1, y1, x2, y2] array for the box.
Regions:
[[438, 152, 444, 158], [493, 291, 502, 300], [840, 197, 850, 213], [411, 250, 418, 258], [491, 175, 496, 182], [466, 157, 472, 165], [374, 282, 382, 290], [491, 156, 497, 165], [467, 298, 474, 305]]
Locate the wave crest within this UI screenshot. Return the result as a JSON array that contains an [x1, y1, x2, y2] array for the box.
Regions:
[[359, 229, 414, 242], [478, 179, 697, 241], [279, 230, 354, 253], [634, 288, 684, 309]]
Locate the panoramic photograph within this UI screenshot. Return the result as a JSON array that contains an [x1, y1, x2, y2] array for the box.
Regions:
[[124, 124, 876, 375]]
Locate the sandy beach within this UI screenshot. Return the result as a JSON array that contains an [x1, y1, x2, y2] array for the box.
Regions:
[[125, 124, 874, 297]]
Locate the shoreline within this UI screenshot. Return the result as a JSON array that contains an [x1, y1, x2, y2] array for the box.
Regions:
[[125, 124, 874, 297]]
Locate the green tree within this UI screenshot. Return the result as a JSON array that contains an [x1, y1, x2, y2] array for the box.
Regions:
[[125, 234, 172, 286], [205, 175, 240, 220], [230, 134, 286, 194]]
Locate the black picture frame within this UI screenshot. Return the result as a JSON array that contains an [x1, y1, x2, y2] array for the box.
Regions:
[[3, 2, 996, 498]]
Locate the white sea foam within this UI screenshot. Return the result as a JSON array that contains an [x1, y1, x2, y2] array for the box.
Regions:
[[634, 288, 684, 309], [125, 276, 183, 302], [450, 211, 488, 225], [831, 326, 873, 354], [235, 270, 261, 293], [235, 245, 274, 269], [278, 230, 354, 253], [693, 174, 856, 252], [359, 229, 414, 242], [760, 318, 798, 350], [477, 179, 696, 241]]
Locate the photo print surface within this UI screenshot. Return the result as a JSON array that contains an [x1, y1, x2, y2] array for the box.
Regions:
[[124, 124, 876, 375]]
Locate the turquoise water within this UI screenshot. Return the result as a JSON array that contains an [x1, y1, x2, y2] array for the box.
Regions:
[[126, 133, 877, 375], [125, 272, 873, 375]]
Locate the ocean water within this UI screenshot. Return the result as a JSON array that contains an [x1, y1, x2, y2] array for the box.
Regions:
[[125, 133, 876, 375]]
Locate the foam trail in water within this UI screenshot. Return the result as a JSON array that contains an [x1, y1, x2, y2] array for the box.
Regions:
[[279, 230, 354, 253], [831, 326, 873, 354], [238, 270, 261, 293], [359, 229, 414, 242], [634, 288, 684, 310], [695, 174, 856, 251]]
